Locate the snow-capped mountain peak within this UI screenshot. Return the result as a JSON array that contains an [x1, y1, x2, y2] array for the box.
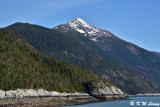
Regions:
[[55, 18, 112, 42], [68, 18, 90, 30], [71, 18, 89, 26]]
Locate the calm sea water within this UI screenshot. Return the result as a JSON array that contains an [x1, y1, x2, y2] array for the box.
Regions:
[[65, 97, 160, 107]]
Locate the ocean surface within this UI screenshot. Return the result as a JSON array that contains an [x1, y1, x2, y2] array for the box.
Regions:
[[65, 97, 160, 107]]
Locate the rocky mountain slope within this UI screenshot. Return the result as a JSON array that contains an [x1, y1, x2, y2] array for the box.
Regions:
[[54, 18, 160, 85], [6, 23, 160, 94], [0, 28, 124, 95], [151, 51, 160, 57]]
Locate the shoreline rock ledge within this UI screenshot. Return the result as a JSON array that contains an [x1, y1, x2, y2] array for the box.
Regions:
[[0, 88, 128, 106], [0, 81, 125, 99], [0, 82, 127, 106], [0, 81, 124, 99], [0, 89, 89, 99]]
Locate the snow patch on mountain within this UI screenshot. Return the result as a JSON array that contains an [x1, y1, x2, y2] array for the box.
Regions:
[[67, 18, 112, 40], [91, 37, 98, 41], [68, 18, 90, 29], [54, 18, 113, 42], [77, 29, 85, 33]]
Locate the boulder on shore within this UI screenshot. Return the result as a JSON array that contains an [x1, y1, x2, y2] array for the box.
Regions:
[[0, 90, 5, 98]]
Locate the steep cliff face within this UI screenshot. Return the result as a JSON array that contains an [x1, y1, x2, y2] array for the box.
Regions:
[[85, 81, 124, 96]]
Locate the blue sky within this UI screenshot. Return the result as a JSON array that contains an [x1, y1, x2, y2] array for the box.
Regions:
[[0, 0, 160, 52]]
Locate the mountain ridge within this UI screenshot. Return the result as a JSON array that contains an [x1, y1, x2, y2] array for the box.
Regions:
[[54, 18, 160, 84], [6, 22, 160, 94]]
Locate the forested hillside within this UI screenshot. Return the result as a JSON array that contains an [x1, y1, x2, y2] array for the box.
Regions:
[[0, 28, 110, 93], [6, 23, 160, 94]]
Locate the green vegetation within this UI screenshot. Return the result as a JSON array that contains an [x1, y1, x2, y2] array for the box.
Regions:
[[6, 23, 160, 94], [0, 29, 108, 92]]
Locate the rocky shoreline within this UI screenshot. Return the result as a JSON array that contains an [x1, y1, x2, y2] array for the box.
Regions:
[[0, 88, 127, 106], [0, 95, 128, 107], [129, 93, 160, 97]]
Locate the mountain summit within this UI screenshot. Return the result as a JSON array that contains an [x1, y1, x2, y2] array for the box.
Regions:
[[55, 18, 112, 41], [54, 18, 160, 88], [6, 21, 160, 94]]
